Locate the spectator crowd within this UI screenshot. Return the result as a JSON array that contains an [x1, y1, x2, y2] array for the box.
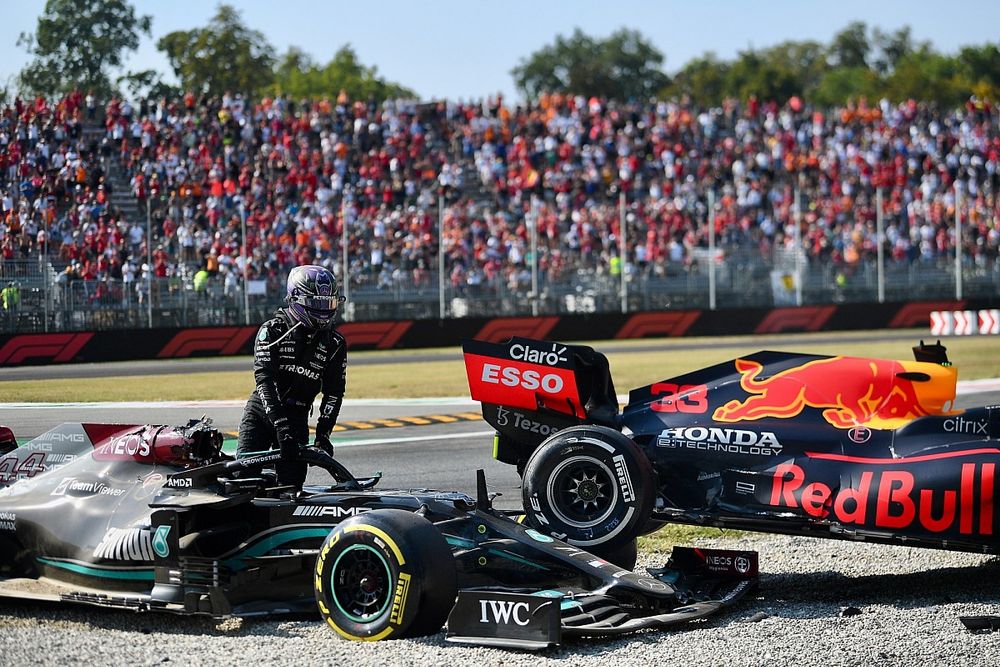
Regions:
[[2, 89, 998, 301]]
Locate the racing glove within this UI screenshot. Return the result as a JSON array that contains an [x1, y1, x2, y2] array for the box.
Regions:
[[273, 417, 298, 461], [314, 433, 334, 456]]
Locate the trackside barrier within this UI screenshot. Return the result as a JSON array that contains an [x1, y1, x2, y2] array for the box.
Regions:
[[1, 298, 998, 367], [930, 309, 1000, 336]]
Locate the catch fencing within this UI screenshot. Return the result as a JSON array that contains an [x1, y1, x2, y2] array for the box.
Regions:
[[0, 251, 998, 334]]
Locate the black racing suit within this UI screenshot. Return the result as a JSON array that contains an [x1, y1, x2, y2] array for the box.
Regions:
[[237, 309, 347, 487]]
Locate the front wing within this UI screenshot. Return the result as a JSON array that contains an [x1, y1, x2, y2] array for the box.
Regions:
[[446, 546, 757, 650]]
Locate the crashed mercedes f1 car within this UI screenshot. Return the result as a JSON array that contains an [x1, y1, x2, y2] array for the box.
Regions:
[[463, 337, 1000, 556], [0, 420, 754, 649]]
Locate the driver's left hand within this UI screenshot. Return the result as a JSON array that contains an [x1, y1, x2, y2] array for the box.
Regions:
[[314, 434, 334, 456]]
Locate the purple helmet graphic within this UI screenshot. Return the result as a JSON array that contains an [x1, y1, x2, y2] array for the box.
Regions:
[[285, 265, 344, 330]]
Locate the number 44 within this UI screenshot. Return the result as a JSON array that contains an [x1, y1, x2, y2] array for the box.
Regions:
[[0, 453, 45, 482]]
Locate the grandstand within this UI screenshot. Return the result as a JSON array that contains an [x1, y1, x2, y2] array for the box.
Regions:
[[1, 92, 998, 333]]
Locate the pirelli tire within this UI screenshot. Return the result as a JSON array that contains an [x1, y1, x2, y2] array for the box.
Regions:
[[522, 425, 655, 551], [314, 509, 457, 640]]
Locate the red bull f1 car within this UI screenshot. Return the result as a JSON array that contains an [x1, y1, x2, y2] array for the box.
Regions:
[[463, 337, 1000, 556], [0, 419, 754, 649]]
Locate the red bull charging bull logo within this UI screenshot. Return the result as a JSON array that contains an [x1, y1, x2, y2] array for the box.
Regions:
[[713, 355, 958, 430]]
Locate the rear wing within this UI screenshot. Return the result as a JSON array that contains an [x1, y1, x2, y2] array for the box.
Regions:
[[463, 338, 586, 419]]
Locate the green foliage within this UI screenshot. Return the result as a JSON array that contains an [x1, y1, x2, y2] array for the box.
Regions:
[[157, 4, 275, 96], [884, 47, 965, 106], [271, 45, 416, 101], [828, 21, 871, 69], [665, 21, 1000, 107], [117, 70, 181, 101], [724, 49, 802, 103], [511, 28, 669, 101], [956, 43, 1000, 101], [812, 67, 880, 107], [17, 0, 151, 97], [668, 53, 730, 105], [872, 26, 916, 75]]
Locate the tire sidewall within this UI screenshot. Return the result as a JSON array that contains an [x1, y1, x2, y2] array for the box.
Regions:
[[314, 515, 418, 640], [522, 426, 653, 550]]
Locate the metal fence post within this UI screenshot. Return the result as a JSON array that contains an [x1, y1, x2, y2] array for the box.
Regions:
[[341, 192, 350, 313], [876, 187, 885, 303], [146, 197, 153, 328], [42, 215, 49, 332], [530, 198, 539, 317], [794, 185, 803, 306], [708, 189, 717, 310], [955, 182, 963, 300], [438, 194, 445, 320], [240, 203, 250, 326], [619, 191, 627, 314]]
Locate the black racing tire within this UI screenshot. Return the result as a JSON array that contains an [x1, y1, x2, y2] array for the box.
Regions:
[[588, 537, 638, 571], [522, 425, 655, 551], [314, 509, 457, 640]]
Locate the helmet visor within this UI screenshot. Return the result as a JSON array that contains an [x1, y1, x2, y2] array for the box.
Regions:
[[291, 294, 345, 312]]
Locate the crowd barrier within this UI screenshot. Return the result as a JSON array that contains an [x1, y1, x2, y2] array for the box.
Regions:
[[1, 298, 996, 367]]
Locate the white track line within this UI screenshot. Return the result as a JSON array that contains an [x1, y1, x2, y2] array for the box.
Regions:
[[327, 430, 495, 448]]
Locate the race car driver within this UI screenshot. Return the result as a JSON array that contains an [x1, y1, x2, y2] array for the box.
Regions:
[[237, 264, 347, 487]]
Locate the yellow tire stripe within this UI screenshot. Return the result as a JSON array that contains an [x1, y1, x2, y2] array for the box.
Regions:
[[326, 616, 395, 642], [341, 524, 406, 565]]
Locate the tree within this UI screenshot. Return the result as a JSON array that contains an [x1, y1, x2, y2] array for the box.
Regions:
[[956, 43, 1000, 101], [117, 70, 181, 101], [884, 46, 964, 106], [872, 26, 915, 75], [724, 48, 808, 102], [157, 4, 275, 96], [511, 28, 669, 101], [812, 67, 879, 106], [668, 53, 731, 105], [760, 40, 829, 94], [272, 45, 416, 101], [17, 0, 151, 97], [828, 21, 871, 69]]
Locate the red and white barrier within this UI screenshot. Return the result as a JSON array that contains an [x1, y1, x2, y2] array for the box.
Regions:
[[979, 309, 1000, 335], [931, 309, 1000, 336]]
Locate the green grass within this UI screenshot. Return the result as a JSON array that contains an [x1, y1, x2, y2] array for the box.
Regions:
[[2, 330, 997, 403], [638, 524, 746, 553]]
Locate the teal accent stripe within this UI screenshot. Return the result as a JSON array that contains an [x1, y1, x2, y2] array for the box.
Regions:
[[528, 590, 579, 610], [36, 557, 155, 581], [222, 527, 332, 569], [486, 548, 548, 571], [444, 535, 476, 549]]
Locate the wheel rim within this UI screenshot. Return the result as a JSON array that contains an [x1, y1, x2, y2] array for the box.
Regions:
[[545, 455, 618, 529], [331, 544, 393, 623]]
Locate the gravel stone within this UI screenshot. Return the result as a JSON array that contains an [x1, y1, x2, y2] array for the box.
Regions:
[[3, 533, 999, 666]]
